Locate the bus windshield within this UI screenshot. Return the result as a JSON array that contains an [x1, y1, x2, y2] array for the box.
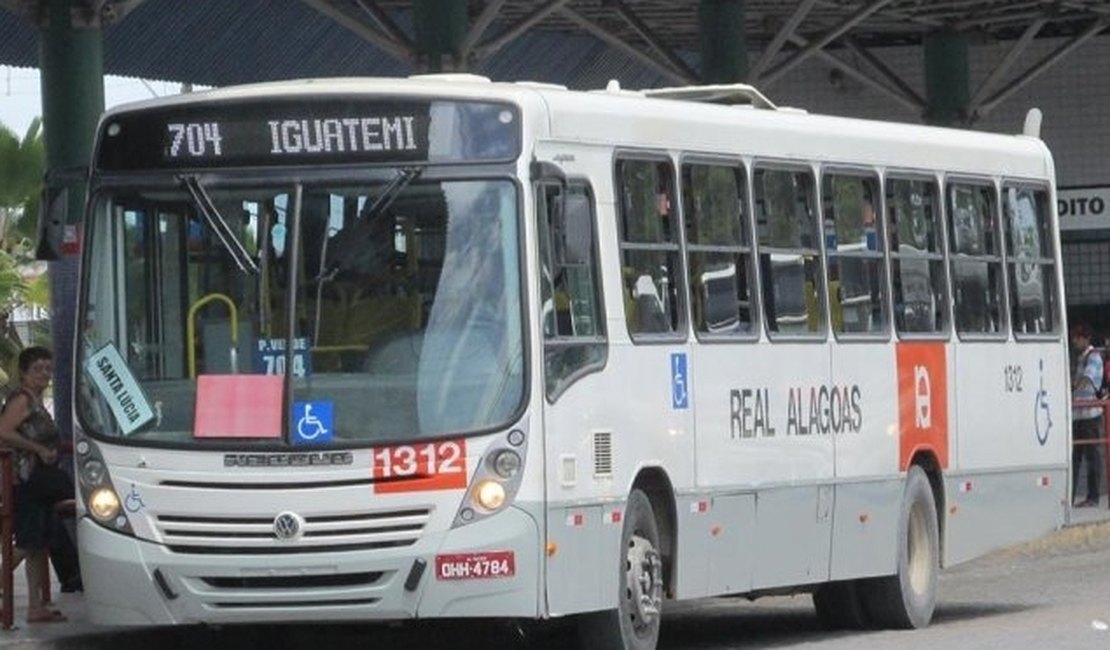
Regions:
[[77, 174, 525, 446]]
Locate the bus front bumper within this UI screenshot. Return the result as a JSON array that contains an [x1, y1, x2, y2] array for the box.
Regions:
[[77, 505, 541, 626]]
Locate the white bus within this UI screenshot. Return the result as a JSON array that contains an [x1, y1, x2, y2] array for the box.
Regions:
[[72, 75, 1068, 648]]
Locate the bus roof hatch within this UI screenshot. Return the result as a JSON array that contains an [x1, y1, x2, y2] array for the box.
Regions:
[[643, 84, 778, 110]]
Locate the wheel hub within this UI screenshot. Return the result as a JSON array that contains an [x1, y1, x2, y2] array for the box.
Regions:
[[624, 533, 663, 628]]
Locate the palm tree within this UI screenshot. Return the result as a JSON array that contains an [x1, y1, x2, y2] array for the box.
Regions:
[[0, 118, 48, 382], [0, 118, 46, 250]]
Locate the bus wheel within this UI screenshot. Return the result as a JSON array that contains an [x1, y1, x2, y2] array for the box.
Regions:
[[579, 489, 663, 650], [863, 465, 939, 629], [812, 580, 868, 629]]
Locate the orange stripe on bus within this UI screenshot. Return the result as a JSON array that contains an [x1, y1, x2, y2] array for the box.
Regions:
[[896, 342, 949, 471]]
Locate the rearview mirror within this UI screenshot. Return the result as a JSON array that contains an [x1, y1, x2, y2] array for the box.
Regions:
[[553, 190, 593, 266]]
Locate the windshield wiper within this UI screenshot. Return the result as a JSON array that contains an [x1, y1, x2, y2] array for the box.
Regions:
[[180, 175, 259, 274], [360, 166, 423, 222]]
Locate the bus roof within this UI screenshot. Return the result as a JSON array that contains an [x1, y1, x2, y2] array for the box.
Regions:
[[101, 74, 1053, 181]]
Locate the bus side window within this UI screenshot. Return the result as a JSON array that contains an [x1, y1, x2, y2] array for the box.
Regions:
[[947, 182, 1004, 336], [616, 158, 683, 337], [887, 177, 947, 336], [821, 172, 886, 336], [682, 161, 755, 337], [1002, 185, 1057, 336], [754, 166, 824, 336], [538, 182, 607, 399]]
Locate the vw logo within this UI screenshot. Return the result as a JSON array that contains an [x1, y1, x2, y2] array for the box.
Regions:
[[273, 511, 304, 541]]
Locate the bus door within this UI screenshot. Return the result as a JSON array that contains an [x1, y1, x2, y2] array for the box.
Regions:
[[534, 175, 613, 614]]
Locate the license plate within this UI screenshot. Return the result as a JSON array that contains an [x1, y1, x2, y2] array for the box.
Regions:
[[435, 551, 516, 580]]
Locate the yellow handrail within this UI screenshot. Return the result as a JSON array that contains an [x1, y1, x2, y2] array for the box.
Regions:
[[186, 293, 239, 378]]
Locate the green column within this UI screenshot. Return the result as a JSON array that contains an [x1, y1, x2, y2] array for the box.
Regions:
[[412, 0, 467, 72], [924, 30, 969, 126], [699, 0, 747, 84], [40, 0, 104, 439]]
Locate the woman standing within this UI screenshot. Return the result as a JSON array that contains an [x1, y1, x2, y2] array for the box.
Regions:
[[0, 346, 76, 622]]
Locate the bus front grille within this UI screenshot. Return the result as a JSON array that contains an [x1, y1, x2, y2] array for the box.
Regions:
[[201, 572, 384, 589], [154, 508, 432, 553]]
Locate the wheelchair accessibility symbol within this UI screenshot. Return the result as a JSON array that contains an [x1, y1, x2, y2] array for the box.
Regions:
[[292, 401, 334, 445], [124, 483, 146, 513]]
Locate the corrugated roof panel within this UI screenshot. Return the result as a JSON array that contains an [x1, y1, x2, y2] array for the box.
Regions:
[[100, 0, 409, 84], [5, 1, 1103, 94], [0, 1, 678, 91], [0, 12, 37, 69]]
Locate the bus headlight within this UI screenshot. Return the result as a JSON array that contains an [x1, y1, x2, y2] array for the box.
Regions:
[[80, 459, 108, 486], [452, 428, 529, 528], [491, 450, 521, 478], [74, 433, 136, 535], [88, 487, 121, 522], [474, 480, 507, 511]]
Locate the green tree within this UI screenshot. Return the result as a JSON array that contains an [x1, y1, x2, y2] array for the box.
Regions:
[[0, 118, 48, 383], [0, 118, 46, 251]]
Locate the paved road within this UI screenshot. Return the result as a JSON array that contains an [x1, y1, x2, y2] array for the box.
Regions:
[[16, 519, 1110, 649], [650, 520, 1110, 650]]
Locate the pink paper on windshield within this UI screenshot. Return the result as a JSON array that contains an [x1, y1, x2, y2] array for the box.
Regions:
[[194, 374, 283, 438]]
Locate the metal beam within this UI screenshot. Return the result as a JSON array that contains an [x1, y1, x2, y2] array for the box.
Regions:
[[954, 4, 1052, 31], [968, 17, 1045, 110], [299, 0, 412, 63], [611, 0, 700, 82], [842, 35, 925, 107], [97, 0, 146, 25], [814, 0, 944, 30], [761, 0, 894, 86], [747, 0, 819, 80], [786, 33, 924, 114], [352, 0, 414, 50], [474, 0, 572, 60], [558, 6, 696, 85], [461, 0, 507, 60], [976, 19, 1107, 118], [1060, 1, 1110, 17]]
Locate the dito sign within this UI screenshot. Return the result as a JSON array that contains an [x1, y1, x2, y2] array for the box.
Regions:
[[1058, 186, 1110, 231]]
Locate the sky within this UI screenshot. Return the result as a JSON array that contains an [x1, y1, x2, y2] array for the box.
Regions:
[[1, 64, 195, 136]]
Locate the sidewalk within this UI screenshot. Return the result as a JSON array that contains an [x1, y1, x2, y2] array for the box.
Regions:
[[1067, 494, 1110, 527], [0, 567, 118, 647]]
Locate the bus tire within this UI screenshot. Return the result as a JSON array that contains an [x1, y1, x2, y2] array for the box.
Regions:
[[862, 465, 939, 629], [812, 580, 869, 629], [578, 489, 663, 650]]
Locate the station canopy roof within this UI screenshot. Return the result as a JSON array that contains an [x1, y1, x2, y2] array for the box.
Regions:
[[0, 1, 1107, 91]]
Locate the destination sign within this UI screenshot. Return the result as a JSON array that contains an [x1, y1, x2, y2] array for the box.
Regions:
[[95, 97, 520, 170]]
